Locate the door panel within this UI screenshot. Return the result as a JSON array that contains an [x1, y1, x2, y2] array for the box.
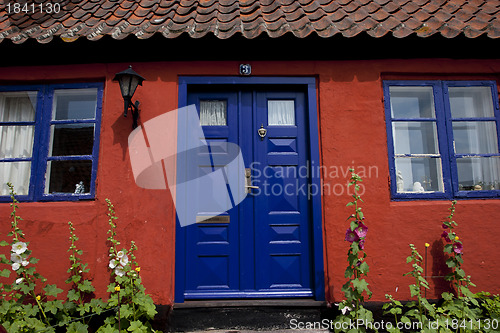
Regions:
[[184, 92, 240, 296], [182, 87, 312, 299], [254, 92, 311, 295]]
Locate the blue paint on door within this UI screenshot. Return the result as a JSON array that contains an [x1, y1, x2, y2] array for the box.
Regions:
[[175, 79, 323, 302]]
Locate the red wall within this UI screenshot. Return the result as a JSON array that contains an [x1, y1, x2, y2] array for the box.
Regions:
[[0, 59, 499, 305]]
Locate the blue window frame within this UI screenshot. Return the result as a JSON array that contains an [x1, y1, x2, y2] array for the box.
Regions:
[[384, 80, 500, 199], [0, 83, 103, 202]]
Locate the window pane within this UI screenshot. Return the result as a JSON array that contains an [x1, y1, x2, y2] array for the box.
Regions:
[[449, 87, 494, 118], [53, 88, 97, 120], [49, 124, 94, 156], [392, 122, 439, 154], [0, 126, 34, 158], [395, 157, 444, 192], [0, 91, 36, 122], [45, 160, 92, 194], [389, 87, 435, 119], [0, 161, 31, 195], [268, 100, 295, 125], [457, 157, 500, 191], [453, 121, 499, 154], [200, 100, 227, 126]]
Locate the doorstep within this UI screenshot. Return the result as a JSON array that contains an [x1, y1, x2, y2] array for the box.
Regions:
[[167, 299, 332, 332]]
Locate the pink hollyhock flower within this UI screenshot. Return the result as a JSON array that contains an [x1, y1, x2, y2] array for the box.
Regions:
[[453, 243, 463, 254], [345, 228, 359, 243], [441, 230, 450, 242], [355, 223, 368, 238], [359, 239, 365, 250]]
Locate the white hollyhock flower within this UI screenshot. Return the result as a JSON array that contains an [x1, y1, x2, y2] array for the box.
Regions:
[[114, 266, 126, 277], [22, 260, 29, 267], [12, 242, 27, 255], [109, 259, 118, 269], [341, 304, 352, 315], [116, 251, 125, 258], [119, 254, 129, 266], [12, 263, 20, 271], [11, 253, 22, 264], [16, 277, 24, 284]]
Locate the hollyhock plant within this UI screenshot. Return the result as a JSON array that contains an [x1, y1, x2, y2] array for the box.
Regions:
[[337, 169, 374, 327]]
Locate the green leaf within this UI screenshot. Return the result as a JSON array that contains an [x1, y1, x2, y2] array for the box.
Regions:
[[29, 257, 39, 264], [358, 261, 369, 274], [67, 321, 89, 333], [442, 292, 454, 301], [0, 240, 9, 246], [44, 299, 64, 315], [0, 268, 11, 278], [80, 279, 95, 293], [344, 266, 353, 278], [97, 324, 119, 333], [44, 284, 63, 297], [127, 320, 149, 332], [352, 278, 370, 294], [119, 304, 133, 319], [67, 289, 80, 302], [89, 298, 107, 314]]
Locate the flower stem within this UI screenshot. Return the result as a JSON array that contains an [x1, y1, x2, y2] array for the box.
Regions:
[[33, 292, 49, 325]]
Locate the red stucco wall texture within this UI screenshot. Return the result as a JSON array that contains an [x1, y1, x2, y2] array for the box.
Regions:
[[0, 59, 499, 305]]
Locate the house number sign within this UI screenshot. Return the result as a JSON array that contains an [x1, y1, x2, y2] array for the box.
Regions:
[[239, 64, 251, 75]]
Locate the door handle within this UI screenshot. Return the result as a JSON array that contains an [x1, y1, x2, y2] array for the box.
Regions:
[[245, 168, 259, 193]]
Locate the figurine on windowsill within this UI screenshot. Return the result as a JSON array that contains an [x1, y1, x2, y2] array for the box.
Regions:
[[412, 182, 425, 192], [396, 171, 404, 192], [74, 181, 85, 194]]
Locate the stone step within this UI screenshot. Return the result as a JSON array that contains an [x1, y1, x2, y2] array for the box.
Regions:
[[166, 300, 333, 332]]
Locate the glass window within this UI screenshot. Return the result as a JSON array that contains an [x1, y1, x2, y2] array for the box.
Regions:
[[268, 100, 295, 125], [390, 86, 436, 119], [384, 81, 500, 199], [388, 86, 444, 193], [0, 84, 102, 201], [200, 100, 227, 126], [52, 89, 97, 120]]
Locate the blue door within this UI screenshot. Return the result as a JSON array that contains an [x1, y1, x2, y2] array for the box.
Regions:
[[179, 87, 313, 299]]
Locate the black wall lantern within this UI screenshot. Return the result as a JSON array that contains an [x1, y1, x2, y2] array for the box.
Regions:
[[113, 66, 145, 129]]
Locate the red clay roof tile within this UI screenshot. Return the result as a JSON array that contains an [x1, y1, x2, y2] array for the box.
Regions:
[[1, 0, 499, 44]]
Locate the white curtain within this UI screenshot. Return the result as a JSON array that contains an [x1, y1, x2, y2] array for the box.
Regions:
[[0, 93, 36, 195], [200, 100, 227, 126], [450, 87, 500, 189], [268, 100, 295, 125]]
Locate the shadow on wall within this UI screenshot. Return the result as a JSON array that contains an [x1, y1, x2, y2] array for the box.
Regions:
[[430, 240, 453, 298]]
